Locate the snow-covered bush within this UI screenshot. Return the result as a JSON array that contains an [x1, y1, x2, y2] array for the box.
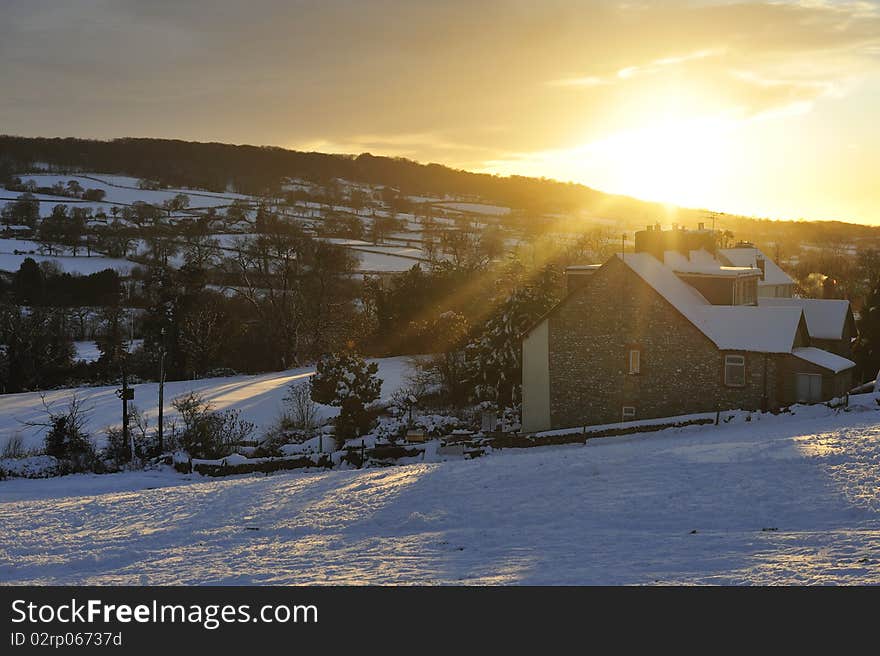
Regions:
[[0, 455, 59, 479], [41, 395, 97, 473], [310, 352, 382, 443], [170, 392, 255, 460]]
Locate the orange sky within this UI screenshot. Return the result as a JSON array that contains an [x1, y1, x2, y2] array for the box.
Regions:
[[3, 1, 879, 223]]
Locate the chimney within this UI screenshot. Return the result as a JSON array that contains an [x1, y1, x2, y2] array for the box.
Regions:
[[698, 222, 704, 231], [756, 254, 766, 280]]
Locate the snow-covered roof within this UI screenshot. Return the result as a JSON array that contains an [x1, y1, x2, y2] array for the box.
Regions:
[[758, 298, 851, 340], [696, 306, 804, 353], [619, 252, 711, 319], [792, 347, 855, 373], [718, 247, 795, 287], [566, 264, 602, 271], [664, 249, 760, 277], [620, 253, 803, 353]]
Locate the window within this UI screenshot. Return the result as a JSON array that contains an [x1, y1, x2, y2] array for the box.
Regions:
[[724, 355, 746, 387], [622, 406, 636, 421], [628, 348, 641, 374]]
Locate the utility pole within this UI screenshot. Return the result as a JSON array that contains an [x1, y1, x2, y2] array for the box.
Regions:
[[158, 327, 166, 454], [116, 361, 135, 463]]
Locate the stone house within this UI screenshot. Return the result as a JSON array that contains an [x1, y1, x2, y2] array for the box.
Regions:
[[521, 229, 856, 433]]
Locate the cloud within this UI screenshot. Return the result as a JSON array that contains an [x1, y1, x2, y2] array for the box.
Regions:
[[1, 0, 880, 175]]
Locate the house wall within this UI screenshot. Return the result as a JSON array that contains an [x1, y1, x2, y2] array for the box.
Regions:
[[521, 319, 551, 433], [758, 283, 794, 298], [676, 274, 734, 304], [779, 356, 853, 404], [546, 257, 783, 430], [564, 270, 598, 295], [811, 337, 850, 359]]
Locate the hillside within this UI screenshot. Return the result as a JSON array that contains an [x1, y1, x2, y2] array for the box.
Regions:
[[0, 356, 416, 451], [2, 395, 879, 585], [0, 135, 700, 220]]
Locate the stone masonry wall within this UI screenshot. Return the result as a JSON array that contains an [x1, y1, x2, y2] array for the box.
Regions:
[[547, 257, 782, 429]]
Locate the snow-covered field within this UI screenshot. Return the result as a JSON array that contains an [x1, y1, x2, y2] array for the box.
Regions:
[[0, 251, 137, 275], [0, 357, 416, 451], [435, 202, 511, 216], [1, 398, 879, 584], [73, 340, 144, 363], [15, 174, 249, 209]]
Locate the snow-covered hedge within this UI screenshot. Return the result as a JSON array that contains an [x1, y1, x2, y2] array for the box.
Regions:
[[0, 455, 60, 479]]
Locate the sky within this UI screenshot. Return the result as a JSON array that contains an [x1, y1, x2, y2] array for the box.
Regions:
[[2, 0, 879, 223]]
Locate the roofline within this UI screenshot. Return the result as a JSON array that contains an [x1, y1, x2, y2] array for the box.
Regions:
[[521, 257, 617, 339], [674, 270, 762, 279]]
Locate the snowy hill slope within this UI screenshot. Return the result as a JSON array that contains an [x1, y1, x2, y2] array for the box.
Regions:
[[0, 356, 416, 451], [2, 398, 879, 584]]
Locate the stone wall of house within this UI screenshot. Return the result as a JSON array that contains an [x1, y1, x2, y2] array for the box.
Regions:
[[811, 337, 852, 359], [547, 257, 783, 429]]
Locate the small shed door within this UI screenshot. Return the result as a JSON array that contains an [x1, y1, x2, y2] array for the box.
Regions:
[[795, 373, 823, 403]]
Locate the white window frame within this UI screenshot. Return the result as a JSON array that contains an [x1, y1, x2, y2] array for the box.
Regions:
[[621, 406, 636, 421], [724, 354, 746, 387], [628, 348, 641, 374]]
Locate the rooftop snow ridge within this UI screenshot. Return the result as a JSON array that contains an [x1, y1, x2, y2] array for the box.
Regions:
[[663, 249, 760, 277], [791, 347, 855, 373], [619, 252, 803, 353], [718, 246, 795, 287], [759, 297, 851, 341]]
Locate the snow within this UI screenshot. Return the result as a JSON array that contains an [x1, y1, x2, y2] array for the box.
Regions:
[[792, 347, 856, 373], [2, 397, 880, 584], [15, 174, 248, 209], [0, 455, 58, 478], [760, 298, 851, 340], [74, 340, 143, 363], [355, 251, 425, 272], [696, 305, 804, 353], [620, 253, 806, 353], [0, 193, 120, 217], [719, 247, 795, 288], [434, 202, 511, 216], [0, 238, 43, 253], [0, 356, 416, 451], [620, 251, 712, 314], [0, 252, 137, 275], [664, 250, 759, 276]]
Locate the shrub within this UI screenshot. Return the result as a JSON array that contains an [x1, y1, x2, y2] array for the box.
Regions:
[[171, 392, 255, 459], [43, 403, 95, 473], [310, 352, 382, 443], [1, 433, 25, 459], [102, 406, 160, 468], [283, 378, 320, 431]]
